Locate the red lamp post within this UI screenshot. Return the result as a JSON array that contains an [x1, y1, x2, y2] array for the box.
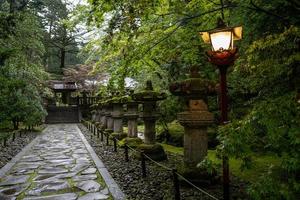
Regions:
[[200, 19, 242, 200]]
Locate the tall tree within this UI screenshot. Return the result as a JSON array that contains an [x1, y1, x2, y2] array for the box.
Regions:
[[0, 0, 48, 129], [36, 0, 82, 73]]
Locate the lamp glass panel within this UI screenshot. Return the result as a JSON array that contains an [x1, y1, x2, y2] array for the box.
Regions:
[[210, 31, 232, 51]]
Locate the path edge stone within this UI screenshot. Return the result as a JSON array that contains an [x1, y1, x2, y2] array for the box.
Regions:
[[75, 124, 126, 200], [0, 126, 48, 178]]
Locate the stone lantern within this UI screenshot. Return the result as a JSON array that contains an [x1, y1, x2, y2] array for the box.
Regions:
[[105, 101, 114, 134], [124, 91, 139, 138], [125, 101, 139, 137], [91, 106, 97, 122], [110, 96, 128, 139], [100, 103, 107, 130], [91, 103, 101, 128], [170, 66, 217, 182], [95, 103, 102, 122], [118, 93, 143, 148], [133, 80, 167, 161]]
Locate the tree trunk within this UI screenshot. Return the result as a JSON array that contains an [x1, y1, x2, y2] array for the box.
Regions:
[[12, 119, 18, 130], [9, 0, 16, 13], [60, 48, 65, 69]]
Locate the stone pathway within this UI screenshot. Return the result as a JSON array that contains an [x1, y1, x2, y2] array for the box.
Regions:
[[0, 124, 124, 200]]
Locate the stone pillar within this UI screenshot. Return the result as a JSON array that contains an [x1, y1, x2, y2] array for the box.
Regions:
[[100, 106, 107, 129], [91, 110, 96, 121], [125, 102, 139, 137], [132, 80, 167, 161], [95, 105, 102, 123], [106, 104, 114, 131], [112, 103, 123, 134], [141, 102, 157, 144], [178, 99, 213, 167]]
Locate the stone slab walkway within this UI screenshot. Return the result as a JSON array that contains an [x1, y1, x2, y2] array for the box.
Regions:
[[0, 124, 125, 200]]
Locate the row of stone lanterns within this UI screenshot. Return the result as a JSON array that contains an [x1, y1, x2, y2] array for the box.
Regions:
[[91, 17, 242, 199], [91, 74, 217, 175], [92, 80, 167, 161]]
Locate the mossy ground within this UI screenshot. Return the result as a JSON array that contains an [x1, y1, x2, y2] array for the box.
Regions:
[[176, 163, 219, 185], [15, 167, 112, 199], [16, 171, 38, 200], [110, 132, 127, 140], [160, 143, 281, 183], [118, 137, 143, 148], [136, 143, 167, 161]]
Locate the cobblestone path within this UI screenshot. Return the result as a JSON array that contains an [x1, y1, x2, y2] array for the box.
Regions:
[[0, 124, 123, 200]]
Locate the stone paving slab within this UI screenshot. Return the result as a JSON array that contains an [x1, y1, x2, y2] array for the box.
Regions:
[[0, 124, 125, 200]]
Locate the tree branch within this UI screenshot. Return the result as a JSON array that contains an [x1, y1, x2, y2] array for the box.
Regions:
[[249, 0, 290, 25], [141, 22, 182, 58]]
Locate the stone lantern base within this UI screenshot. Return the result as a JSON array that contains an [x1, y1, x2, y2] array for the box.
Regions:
[[104, 129, 113, 136], [110, 132, 127, 140], [177, 163, 220, 185], [118, 137, 143, 148], [136, 143, 167, 161]]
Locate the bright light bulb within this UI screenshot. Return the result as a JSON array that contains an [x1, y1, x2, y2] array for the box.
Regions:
[[210, 31, 232, 51]]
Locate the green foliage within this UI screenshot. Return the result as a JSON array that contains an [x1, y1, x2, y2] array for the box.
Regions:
[[81, 0, 219, 93], [197, 157, 219, 175], [157, 120, 184, 147], [78, 0, 300, 198], [158, 96, 183, 123], [0, 78, 46, 127], [247, 165, 293, 200], [0, 6, 48, 129], [218, 26, 300, 198]]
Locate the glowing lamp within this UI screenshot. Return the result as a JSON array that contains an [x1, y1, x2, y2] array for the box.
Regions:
[[200, 20, 242, 52]]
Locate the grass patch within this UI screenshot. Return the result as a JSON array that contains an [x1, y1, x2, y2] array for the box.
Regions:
[[160, 143, 183, 155], [161, 143, 281, 183], [40, 187, 81, 196], [96, 171, 114, 200], [96, 171, 106, 188], [16, 171, 38, 200]]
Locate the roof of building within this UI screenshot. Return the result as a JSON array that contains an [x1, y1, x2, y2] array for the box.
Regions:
[[49, 81, 77, 91]]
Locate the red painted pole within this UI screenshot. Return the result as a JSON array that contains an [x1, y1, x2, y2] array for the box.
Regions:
[[219, 66, 230, 200], [219, 66, 229, 123]]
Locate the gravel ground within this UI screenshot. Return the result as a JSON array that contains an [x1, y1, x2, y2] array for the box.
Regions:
[[78, 124, 249, 200], [0, 130, 40, 169]]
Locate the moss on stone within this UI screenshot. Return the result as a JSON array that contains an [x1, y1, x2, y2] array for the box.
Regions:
[[136, 143, 167, 161], [96, 171, 106, 188], [104, 129, 113, 134], [118, 137, 143, 148], [16, 171, 38, 200], [132, 90, 167, 101], [109, 132, 127, 140], [94, 122, 102, 129], [177, 163, 219, 186]]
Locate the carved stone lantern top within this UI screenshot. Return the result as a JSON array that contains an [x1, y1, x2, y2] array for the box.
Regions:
[[169, 66, 215, 100], [132, 80, 167, 102]]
